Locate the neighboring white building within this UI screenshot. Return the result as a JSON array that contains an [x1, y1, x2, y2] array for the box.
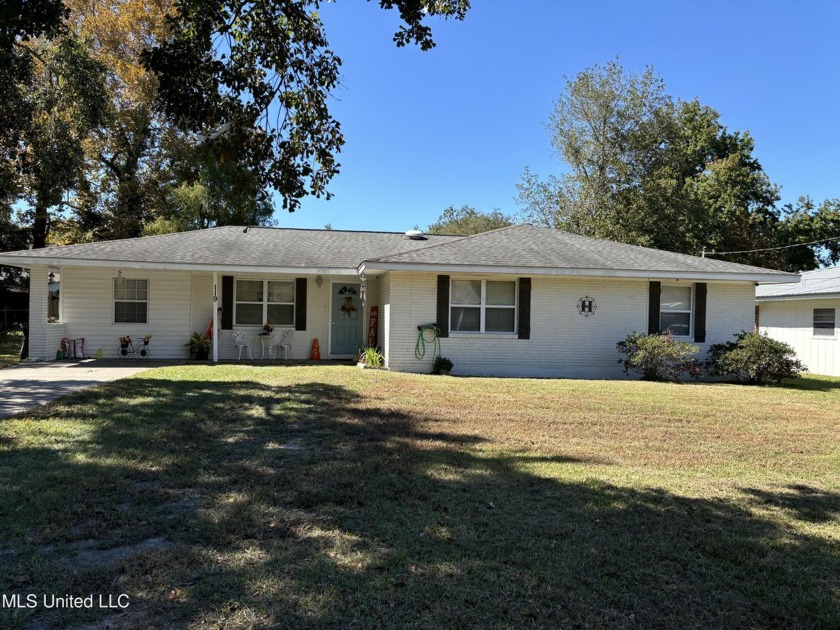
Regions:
[[756, 266, 840, 377], [0, 224, 796, 378]]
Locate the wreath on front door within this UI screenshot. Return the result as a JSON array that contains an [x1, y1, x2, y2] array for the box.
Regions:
[[341, 297, 356, 317], [338, 286, 358, 317]]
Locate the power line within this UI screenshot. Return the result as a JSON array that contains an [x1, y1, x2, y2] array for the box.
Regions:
[[705, 235, 840, 257]]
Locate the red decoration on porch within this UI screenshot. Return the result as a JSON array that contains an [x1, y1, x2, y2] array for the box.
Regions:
[[310, 338, 321, 360], [367, 306, 378, 348]]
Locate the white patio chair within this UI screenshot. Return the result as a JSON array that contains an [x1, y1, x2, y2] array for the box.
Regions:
[[276, 329, 293, 360], [232, 330, 252, 361]]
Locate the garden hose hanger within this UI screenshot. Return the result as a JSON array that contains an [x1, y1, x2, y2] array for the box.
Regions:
[[415, 323, 441, 360]]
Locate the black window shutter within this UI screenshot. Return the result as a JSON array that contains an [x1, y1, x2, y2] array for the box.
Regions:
[[295, 278, 307, 331], [518, 277, 531, 339], [436, 275, 450, 338], [648, 281, 661, 334], [221, 276, 233, 330], [694, 283, 707, 343]]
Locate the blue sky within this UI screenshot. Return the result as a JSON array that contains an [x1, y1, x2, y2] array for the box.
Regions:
[[279, 0, 840, 232]]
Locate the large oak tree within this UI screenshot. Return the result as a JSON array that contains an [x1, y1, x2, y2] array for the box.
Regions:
[[518, 60, 840, 270], [2, 0, 471, 247], [141, 0, 470, 213]]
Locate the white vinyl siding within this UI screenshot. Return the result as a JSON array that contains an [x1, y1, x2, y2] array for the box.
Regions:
[[25, 267, 341, 361], [29, 267, 192, 359], [758, 298, 840, 376]]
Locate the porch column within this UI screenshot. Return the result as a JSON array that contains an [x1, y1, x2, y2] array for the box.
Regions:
[[212, 271, 219, 363], [28, 265, 50, 360]]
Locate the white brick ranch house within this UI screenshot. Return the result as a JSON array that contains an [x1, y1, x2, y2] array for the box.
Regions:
[[0, 224, 796, 378]]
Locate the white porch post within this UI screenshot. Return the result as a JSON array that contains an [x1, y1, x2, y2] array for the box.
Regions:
[[28, 264, 50, 360], [212, 271, 219, 363]]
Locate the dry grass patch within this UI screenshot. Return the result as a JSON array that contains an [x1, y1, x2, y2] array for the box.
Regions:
[[0, 365, 838, 628]]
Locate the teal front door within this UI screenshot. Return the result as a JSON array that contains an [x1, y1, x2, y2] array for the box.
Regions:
[[331, 283, 363, 355]]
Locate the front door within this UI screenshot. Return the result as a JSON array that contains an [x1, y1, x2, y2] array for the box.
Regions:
[[331, 283, 363, 355]]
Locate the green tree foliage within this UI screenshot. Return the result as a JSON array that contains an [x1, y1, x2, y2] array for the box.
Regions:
[[0, 206, 30, 294], [150, 140, 275, 234], [141, 0, 470, 213], [8, 34, 110, 248], [64, 0, 206, 242], [427, 205, 514, 235], [2, 0, 470, 246], [0, 0, 66, 48], [519, 60, 839, 271]]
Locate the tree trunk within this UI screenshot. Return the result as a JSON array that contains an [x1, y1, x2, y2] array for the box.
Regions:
[[32, 205, 48, 249]]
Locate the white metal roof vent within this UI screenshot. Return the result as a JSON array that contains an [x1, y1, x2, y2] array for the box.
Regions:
[[405, 229, 425, 240]]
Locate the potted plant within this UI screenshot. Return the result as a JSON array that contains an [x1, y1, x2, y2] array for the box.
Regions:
[[185, 332, 211, 360], [432, 356, 453, 375], [259, 324, 274, 336], [357, 346, 384, 369]]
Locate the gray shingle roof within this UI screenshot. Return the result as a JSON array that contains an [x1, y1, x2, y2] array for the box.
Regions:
[[366, 224, 795, 279], [0, 226, 460, 270], [756, 265, 840, 299], [0, 223, 797, 281]]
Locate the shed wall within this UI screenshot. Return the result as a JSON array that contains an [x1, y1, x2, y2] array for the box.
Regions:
[[758, 298, 840, 376]]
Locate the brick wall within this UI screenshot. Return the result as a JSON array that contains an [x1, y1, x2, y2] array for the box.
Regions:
[[383, 271, 756, 378]]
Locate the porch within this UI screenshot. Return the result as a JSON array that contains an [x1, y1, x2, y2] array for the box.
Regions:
[[25, 265, 382, 362]]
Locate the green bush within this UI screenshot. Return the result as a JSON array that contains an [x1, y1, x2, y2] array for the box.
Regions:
[[617, 332, 701, 382], [359, 346, 384, 368], [432, 356, 453, 375], [706, 331, 806, 385]]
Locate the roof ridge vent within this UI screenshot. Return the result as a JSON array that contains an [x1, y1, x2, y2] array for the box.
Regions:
[[405, 229, 426, 240]]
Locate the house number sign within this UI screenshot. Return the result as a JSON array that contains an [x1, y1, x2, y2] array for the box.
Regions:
[[577, 296, 597, 317]]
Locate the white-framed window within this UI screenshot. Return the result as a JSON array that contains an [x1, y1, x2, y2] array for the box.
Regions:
[[235, 279, 295, 326], [450, 279, 517, 333], [114, 278, 149, 324], [660, 285, 692, 336], [813, 308, 835, 337]]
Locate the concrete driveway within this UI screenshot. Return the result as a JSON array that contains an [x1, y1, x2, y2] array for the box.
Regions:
[[0, 360, 170, 418]]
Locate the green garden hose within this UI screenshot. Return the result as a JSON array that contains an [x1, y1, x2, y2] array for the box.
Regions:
[[415, 324, 441, 360]]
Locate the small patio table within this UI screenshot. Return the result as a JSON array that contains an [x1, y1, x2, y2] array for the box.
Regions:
[[257, 332, 275, 359]]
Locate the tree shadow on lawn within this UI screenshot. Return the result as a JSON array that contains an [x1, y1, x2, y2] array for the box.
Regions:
[[780, 375, 840, 392], [1, 377, 838, 629]]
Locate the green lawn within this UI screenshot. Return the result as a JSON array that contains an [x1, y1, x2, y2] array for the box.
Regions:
[[0, 330, 22, 367], [1, 366, 838, 628]]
